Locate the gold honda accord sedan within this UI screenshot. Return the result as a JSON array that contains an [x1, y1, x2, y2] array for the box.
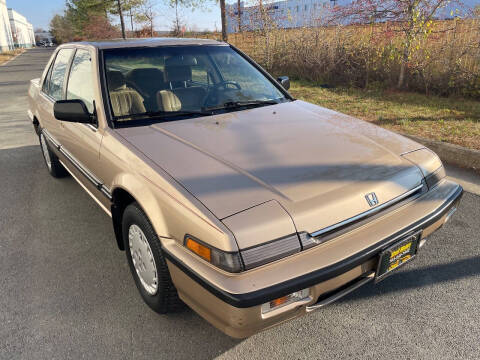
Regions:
[[27, 38, 463, 338]]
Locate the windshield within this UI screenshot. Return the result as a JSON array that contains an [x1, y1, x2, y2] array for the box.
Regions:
[[103, 45, 289, 123]]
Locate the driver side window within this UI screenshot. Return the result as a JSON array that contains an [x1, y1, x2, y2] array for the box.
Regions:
[[47, 48, 74, 101]]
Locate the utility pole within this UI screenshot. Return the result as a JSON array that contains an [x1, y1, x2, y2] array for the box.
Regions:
[[220, 0, 228, 41], [130, 8, 134, 33], [237, 0, 242, 32], [117, 0, 126, 39]]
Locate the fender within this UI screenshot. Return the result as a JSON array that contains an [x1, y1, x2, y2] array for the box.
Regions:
[[110, 172, 170, 250], [109, 169, 238, 253]]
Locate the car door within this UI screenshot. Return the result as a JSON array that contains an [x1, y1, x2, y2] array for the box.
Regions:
[[37, 48, 74, 143], [57, 47, 109, 209]]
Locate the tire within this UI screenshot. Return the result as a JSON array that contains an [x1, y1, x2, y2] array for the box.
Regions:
[[39, 131, 68, 178], [122, 202, 183, 313]]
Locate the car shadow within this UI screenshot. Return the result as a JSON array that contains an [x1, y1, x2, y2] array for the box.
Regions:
[[337, 255, 480, 303]]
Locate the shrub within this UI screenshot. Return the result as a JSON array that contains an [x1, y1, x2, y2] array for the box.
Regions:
[[228, 19, 480, 99]]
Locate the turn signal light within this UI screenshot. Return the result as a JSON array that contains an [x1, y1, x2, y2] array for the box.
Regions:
[[270, 296, 290, 308], [184, 235, 244, 272], [261, 289, 310, 314], [185, 237, 211, 262]]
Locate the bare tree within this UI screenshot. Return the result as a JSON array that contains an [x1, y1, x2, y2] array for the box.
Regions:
[[171, 0, 183, 35], [167, 0, 207, 38], [136, 0, 156, 37], [116, 0, 127, 39]]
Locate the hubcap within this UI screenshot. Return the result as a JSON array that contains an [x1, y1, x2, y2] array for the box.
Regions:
[[40, 133, 52, 170], [128, 224, 158, 295]]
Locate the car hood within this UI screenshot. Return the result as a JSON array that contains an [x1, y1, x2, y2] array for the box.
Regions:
[[116, 100, 425, 233]]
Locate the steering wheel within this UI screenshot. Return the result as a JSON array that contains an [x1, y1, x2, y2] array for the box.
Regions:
[[203, 81, 242, 108], [211, 81, 242, 90]]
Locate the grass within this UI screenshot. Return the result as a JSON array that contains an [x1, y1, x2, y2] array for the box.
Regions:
[[0, 49, 24, 65], [289, 80, 480, 151]]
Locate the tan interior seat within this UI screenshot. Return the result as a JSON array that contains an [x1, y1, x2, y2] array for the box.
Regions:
[[157, 90, 181, 112], [126, 68, 166, 110], [107, 71, 146, 117]]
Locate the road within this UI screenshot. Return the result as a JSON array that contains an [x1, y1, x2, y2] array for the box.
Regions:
[[0, 48, 479, 360]]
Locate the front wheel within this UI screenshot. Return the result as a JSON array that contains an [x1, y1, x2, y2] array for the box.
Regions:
[[39, 132, 68, 178], [122, 203, 183, 313]]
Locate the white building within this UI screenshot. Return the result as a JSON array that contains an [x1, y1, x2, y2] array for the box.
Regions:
[[226, 0, 343, 33], [226, 0, 476, 33], [8, 8, 35, 48], [0, 0, 14, 51]]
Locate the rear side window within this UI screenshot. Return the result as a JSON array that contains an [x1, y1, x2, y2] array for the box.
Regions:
[[47, 48, 74, 100], [42, 61, 54, 94], [67, 49, 95, 113]]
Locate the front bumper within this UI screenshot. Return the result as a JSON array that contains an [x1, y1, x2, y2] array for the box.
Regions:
[[162, 180, 463, 337]]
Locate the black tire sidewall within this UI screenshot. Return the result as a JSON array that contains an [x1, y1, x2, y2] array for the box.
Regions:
[[122, 203, 179, 313], [39, 131, 68, 178]]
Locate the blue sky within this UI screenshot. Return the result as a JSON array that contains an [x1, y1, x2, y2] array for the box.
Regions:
[[9, 0, 478, 32], [8, 0, 222, 31]]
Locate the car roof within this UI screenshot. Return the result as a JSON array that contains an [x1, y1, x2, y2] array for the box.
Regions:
[[64, 37, 226, 50]]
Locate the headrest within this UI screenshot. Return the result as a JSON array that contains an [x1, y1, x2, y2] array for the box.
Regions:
[[126, 68, 165, 83], [107, 70, 126, 91], [165, 66, 192, 83], [165, 55, 198, 67]]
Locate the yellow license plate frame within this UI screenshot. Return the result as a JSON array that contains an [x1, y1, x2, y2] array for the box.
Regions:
[[375, 231, 421, 282]]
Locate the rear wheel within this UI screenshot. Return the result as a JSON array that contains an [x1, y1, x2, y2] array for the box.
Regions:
[[39, 132, 68, 178], [122, 202, 183, 313]]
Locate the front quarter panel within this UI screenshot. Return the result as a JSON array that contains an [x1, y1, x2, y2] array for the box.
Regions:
[[98, 129, 238, 252], [402, 148, 443, 177]]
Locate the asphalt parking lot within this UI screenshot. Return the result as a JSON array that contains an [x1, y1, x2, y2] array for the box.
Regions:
[[1, 48, 479, 360]]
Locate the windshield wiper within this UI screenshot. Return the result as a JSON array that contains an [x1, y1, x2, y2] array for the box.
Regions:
[[113, 109, 212, 121], [203, 100, 280, 112]]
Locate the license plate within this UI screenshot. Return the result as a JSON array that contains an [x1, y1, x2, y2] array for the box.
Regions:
[[375, 231, 421, 282]]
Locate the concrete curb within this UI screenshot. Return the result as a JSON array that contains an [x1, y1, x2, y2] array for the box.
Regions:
[[403, 134, 480, 174]]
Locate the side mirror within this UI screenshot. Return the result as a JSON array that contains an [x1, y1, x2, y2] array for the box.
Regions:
[[277, 76, 290, 91], [53, 99, 95, 124]]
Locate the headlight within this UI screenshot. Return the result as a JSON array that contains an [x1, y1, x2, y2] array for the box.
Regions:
[[240, 233, 301, 270], [184, 235, 243, 272]]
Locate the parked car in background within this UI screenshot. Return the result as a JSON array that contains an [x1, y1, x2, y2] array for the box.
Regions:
[[27, 38, 462, 338]]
